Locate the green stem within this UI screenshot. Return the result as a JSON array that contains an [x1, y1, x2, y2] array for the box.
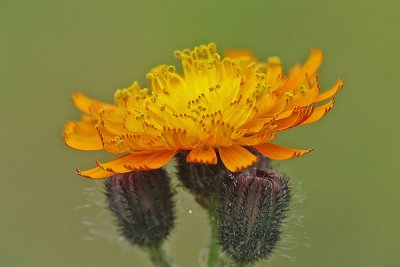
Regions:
[[231, 261, 249, 267], [207, 199, 222, 267], [146, 243, 177, 267], [207, 214, 221, 267]]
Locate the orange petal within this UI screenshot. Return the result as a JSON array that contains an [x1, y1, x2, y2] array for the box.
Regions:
[[273, 111, 304, 131], [96, 154, 138, 173], [96, 124, 125, 154], [266, 57, 284, 86], [163, 128, 199, 149], [314, 80, 344, 103], [77, 166, 116, 179], [254, 143, 313, 160], [78, 151, 177, 178], [72, 92, 95, 114], [234, 131, 276, 146], [101, 109, 128, 135], [124, 150, 177, 171], [265, 95, 289, 116], [72, 92, 110, 117], [219, 145, 258, 172], [302, 48, 323, 78], [300, 98, 335, 125], [284, 82, 320, 111], [277, 49, 323, 94], [274, 107, 314, 131], [224, 49, 255, 59], [239, 118, 274, 133], [64, 121, 103, 150], [187, 145, 217, 164]]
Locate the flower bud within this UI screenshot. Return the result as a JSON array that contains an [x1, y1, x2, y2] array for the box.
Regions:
[[218, 168, 290, 264], [105, 169, 175, 247], [175, 152, 227, 197]]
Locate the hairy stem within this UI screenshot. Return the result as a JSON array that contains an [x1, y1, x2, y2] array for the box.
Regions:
[[231, 261, 249, 267], [207, 218, 220, 267], [146, 243, 177, 267], [207, 199, 222, 267]]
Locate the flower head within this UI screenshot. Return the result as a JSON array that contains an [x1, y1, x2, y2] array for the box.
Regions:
[[64, 43, 343, 178]]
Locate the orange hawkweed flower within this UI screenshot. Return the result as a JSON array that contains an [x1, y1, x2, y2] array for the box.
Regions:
[[64, 43, 343, 179]]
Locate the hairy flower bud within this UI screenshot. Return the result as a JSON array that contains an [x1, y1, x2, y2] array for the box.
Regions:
[[218, 168, 290, 264], [105, 170, 175, 247], [175, 152, 227, 197]]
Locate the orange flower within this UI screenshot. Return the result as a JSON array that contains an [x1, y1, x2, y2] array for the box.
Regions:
[[64, 43, 343, 178]]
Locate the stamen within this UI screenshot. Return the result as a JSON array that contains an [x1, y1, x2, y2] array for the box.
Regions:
[[111, 136, 125, 150]]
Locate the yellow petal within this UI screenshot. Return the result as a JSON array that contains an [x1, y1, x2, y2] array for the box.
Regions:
[[314, 80, 344, 103], [64, 121, 103, 150], [187, 145, 217, 164], [77, 166, 116, 179], [254, 143, 313, 160], [219, 145, 258, 172]]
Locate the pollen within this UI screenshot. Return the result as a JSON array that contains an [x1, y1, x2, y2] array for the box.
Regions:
[[64, 43, 343, 179]]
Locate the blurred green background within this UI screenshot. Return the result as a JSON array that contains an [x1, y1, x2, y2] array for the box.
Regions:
[[1, 0, 399, 266]]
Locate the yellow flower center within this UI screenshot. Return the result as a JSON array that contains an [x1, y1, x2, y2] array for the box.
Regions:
[[114, 43, 283, 150]]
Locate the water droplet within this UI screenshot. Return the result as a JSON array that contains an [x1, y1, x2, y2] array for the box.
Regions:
[[187, 208, 193, 214]]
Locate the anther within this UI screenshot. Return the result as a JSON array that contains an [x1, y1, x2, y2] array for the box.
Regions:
[[168, 65, 176, 73]]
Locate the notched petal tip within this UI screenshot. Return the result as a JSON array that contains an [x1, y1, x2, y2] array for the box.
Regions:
[[123, 150, 177, 171], [231, 156, 259, 173], [301, 97, 335, 125], [76, 167, 115, 179], [95, 154, 137, 173], [123, 164, 151, 171], [219, 145, 258, 172], [76, 168, 91, 178], [254, 143, 314, 160], [187, 145, 218, 165], [71, 91, 90, 112], [63, 121, 104, 151], [303, 48, 323, 76], [314, 79, 344, 103], [71, 91, 112, 117], [310, 48, 323, 57]]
